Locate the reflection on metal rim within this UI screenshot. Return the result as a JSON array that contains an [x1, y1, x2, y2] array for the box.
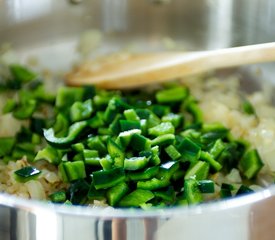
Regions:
[[0, 186, 274, 218]]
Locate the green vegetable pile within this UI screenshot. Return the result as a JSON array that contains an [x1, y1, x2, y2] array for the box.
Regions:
[[0, 65, 264, 208]]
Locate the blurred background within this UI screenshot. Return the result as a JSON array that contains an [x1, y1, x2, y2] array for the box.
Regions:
[[0, 0, 275, 51]]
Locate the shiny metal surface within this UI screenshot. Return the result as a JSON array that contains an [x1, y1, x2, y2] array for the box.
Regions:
[[1, 0, 275, 50], [0, 188, 274, 240], [1, 1, 275, 239]]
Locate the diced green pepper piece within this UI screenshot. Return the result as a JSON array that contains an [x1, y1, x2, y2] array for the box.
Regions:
[[124, 157, 149, 171], [165, 145, 181, 160], [140, 119, 147, 135], [30, 117, 47, 136], [11, 142, 36, 161], [14, 166, 41, 183], [53, 113, 69, 137], [139, 150, 152, 158], [159, 161, 180, 179], [130, 133, 151, 151], [118, 189, 154, 207], [107, 182, 129, 206], [185, 161, 209, 180], [63, 161, 86, 182], [123, 109, 140, 121], [128, 166, 159, 181], [43, 121, 88, 149], [31, 133, 41, 144], [114, 98, 132, 111], [107, 138, 125, 167], [58, 162, 68, 182], [83, 149, 101, 166], [202, 123, 228, 133], [186, 101, 203, 124], [172, 169, 185, 181], [85, 157, 101, 166], [10, 64, 37, 83], [242, 98, 256, 115], [154, 186, 175, 202], [34, 146, 61, 164], [99, 155, 113, 170], [63, 200, 73, 205], [87, 136, 107, 156], [156, 86, 188, 103], [2, 99, 17, 113], [209, 139, 226, 159], [220, 183, 233, 198], [180, 129, 201, 142], [98, 127, 111, 135], [177, 137, 201, 163], [150, 105, 170, 118], [198, 180, 215, 193], [93, 90, 118, 108], [104, 97, 125, 124], [200, 123, 229, 144], [70, 99, 93, 122], [72, 143, 85, 152], [73, 152, 84, 162], [184, 178, 203, 204], [150, 146, 161, 166], [217, 142, 240, 171], [49, 190, 67, 203], [176, 197, 188, 206], [83, 149, 99, 158], [16, 142, 35, 152], [135, 109, 151, 119], [56, 87, 84, 109], [162, 113, 183, 128], [137, 177, 170, 190], [0, 137, 15, 156], [92, 167, 125, 190], [146, 113, 161, 128], [148, 122, 175, 137], [82, 85, 96, 100], [13, 127, 32, 143], [120, 120, 141, 131], [68, 179, 90, 205], [109, 114, 123, 135], [236, 185, 254, 195], [18, 88, 36, 103], [200, 151, 222, 172], [33, 85, 55, 103], [13, 99, 36, 120], [87, 112, 105, 129], [239, 149, 263, 179], [151, 134, 175, 147], [116, 129, 141, 149], [88, 185, 106, 201]]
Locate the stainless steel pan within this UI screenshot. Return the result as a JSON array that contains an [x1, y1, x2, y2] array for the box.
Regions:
[[1, 1, 275, 239]]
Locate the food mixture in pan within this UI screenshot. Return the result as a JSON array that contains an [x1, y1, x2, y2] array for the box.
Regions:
[[0, 63, 274, 208]]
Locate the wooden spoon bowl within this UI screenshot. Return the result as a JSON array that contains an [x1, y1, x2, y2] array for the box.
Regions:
[[66, 42, 275, 89]]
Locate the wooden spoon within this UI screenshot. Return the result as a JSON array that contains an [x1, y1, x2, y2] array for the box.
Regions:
[[66, 42, 275, 89]]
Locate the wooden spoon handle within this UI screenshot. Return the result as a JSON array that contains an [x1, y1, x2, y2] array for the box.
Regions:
[[66, 42, 275, 89]]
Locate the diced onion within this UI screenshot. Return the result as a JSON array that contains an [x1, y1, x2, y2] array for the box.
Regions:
[[25, 180, 46, 200]]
